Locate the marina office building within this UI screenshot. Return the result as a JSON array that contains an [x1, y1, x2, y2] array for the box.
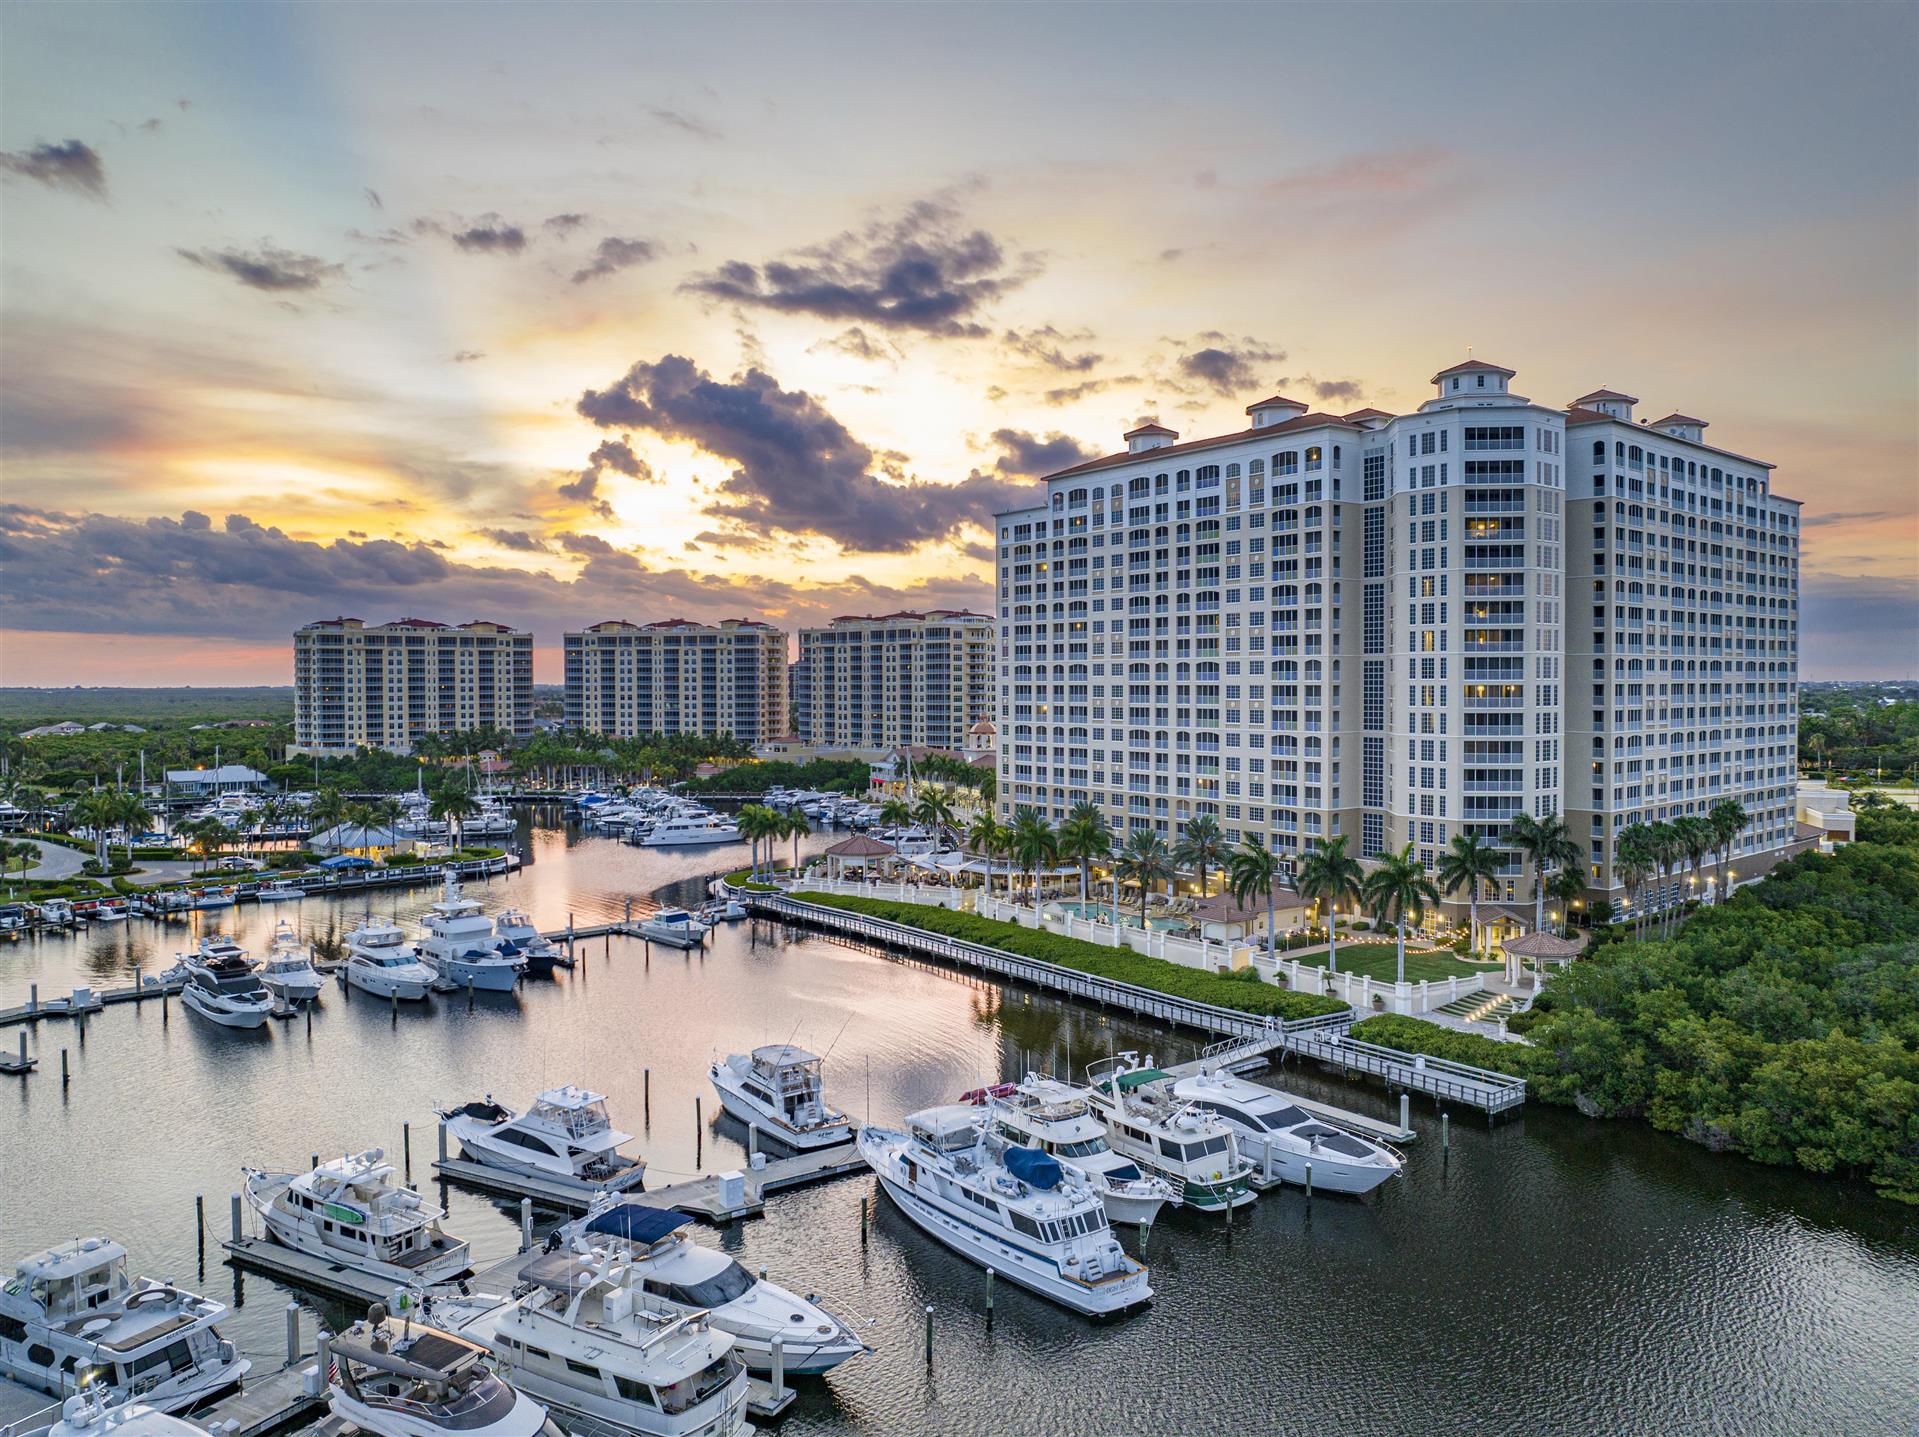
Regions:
[[562, 617, 788, 743], [291, 617, 534, 756], [992, 358, 1801, 918], [789, 610, 996, 756]]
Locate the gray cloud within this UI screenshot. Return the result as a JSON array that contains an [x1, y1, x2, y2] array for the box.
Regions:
[[452, 349, 486, 363], [1312, 378, 1363, 401], [0, 140, 107, 199], [557, 437, 656, 517], [682, 198, 1035, 337], [989, 428, 1094, 478], [176, 243, 346, 293], [649, 107, 719, 139], [1174, 334, 1287, 396], [475, 527, 551, 553], [364, 187, 383, 211], [544, 212, 590, 236], [810, 327, 898, 364], [415, 214, 528, 254], [1002, 325, 1101, 372], [1802, 509, 1896, 528], [577, 353, 1032, 550], [571, 236, 659, 284]]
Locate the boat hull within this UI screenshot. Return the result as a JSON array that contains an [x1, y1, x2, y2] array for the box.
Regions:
[[1241, 1133, 1395, 1195], [429, 959, 521, 992], [453, 1137, 647, 1194], [181, 989, 270, 1029], [248, 1185, 471, 1287], [345, 965, 431, 1000], [640, 831, 741, 847], [711, 1081, 850, 1152], [1094, 1186, 1169, 1226], [638, 924, 705, 948]]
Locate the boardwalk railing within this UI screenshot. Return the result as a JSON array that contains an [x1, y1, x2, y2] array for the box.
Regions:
[[1279, 1026, 1528, 1113]]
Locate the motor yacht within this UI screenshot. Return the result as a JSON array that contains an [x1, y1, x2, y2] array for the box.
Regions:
[[170, 943, 273, 1029], [258, 922, 325, 1004], [0, 1239, 248, 1411], [709, 1047, 851, 1152], [699, 898, 747, 923], [326, 1308, 561, 1437], [243, 1149, 470, 1286], [1083, 1056, 1255, 1211], [859, 1105, 1151, 1317], [188, 888, 234, 912], [417, 872, 523, 992], [637, 909, 707, 949], [49, 1393, 212, 1437], [438, 1088, 646, 1194], [491, 910, 568, 971], [343, 917, 436, 1000], [1170, 1069, 1403, 1195], [549, 1199, 865, 1377], [637, 814, 741, 848], [428, 1250, 753, 1437], [255, 880, 305, 903], [970, 1075, 1177, 1226]]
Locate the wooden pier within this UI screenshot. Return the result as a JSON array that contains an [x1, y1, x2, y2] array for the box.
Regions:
[[0, 1363, 323, 1437]]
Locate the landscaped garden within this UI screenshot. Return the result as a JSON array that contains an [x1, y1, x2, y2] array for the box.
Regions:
[[1283, 940, 1496, 984]]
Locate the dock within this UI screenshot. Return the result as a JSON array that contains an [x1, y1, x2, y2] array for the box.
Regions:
[[0, 972, 184, 1029], [1165, 1036, 1419, 1143], [0, 1362, 323, 1437]]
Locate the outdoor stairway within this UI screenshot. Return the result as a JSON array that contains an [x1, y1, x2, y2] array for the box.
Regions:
[[1435, 991, 1518, 1026]]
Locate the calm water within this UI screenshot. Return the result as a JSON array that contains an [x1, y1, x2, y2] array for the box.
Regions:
[[4, 814, 1916, 1436]]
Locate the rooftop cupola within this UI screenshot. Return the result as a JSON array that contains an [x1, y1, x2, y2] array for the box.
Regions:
[[1430, 359, 1516, 398], [1245, 395, 1308, 429], [1124, 420, 1177, 454], [1572, 388, 1638, 422], [1650, 412, 1708, 443]]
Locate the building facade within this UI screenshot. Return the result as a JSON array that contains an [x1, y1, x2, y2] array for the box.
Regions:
[[292, 617, 534, 756], [791, 611, 995, 755], [993, 358, 1801, 919], [562, 618, 787, 742]]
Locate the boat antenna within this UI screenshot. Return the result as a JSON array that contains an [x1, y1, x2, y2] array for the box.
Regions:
[[817, 1013, 854, 1063]]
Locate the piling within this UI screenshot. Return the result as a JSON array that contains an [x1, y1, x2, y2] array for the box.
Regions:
[[860, 1194, 868, 1244], [985, 1267, 995, 1327], [402, 1122, 411, 1180], [195, 1194, 206, 1267], [284, 1302, 301, 1367], [1262, 1141, 1274, 1186], [438, 1120, 449, 1163], [16, 1033, 25, 1067], [467, 977, 474, 1012], [770, 1335, 784, 1399], [695, 1096, 702, 1165], [1442, 1110, 1450, 1151], [923, 1304, 933, 1364], [1304, 1162, 1313, 1200], [1399, 1092, 1410, 1134], [163, 990, 168, 1026], [305, 1005, 312, 1038], [229, 1193, 242, 1243], [390, 990, 398, 1022], [28, 983, 37, 1013], [643, 1068, 651, 1125], [519, 1198, 533, 1253], [748, 1124, 758, 1159], [310, 1153, 319, 1171], [60, 1048, 69, 1088]]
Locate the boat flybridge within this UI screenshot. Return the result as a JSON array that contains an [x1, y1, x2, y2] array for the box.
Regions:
[[1171, 1069, 1404, 1195], [1084, 1055, 1256, 1211], [258, 921, 325, 1004], [327, 1306, 562, 1437], [243, 1149, 471, 1286], [427, 1249, 753, 1437], [491, 910, 567, 971], [970, 1075, 1178, 1226], [49, 1393, 212, 1437], [550, 1198, 867, 1376], [343, 917, 436, 1000], [858, 1105, 1151, 1318], [709, 1047, 851, 1152], [0, 1238, 249, 1412], [438, 1088, 646, 1193], [172, 942, 273, 1029], [418, 872, 524, 992]]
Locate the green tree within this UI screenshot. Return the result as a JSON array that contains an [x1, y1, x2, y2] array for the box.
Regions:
[[1114, 826, 1172, 929], [736, 803, 781, 879], [1361, 844, 1441, 985], [967, 811, 1010, 901], [1673, 815, 1713, 912], [1173, 814, 1226, 898], [912, 784, 957, 847], [429, 790, 481, 851], [109, 790, 152, 867], [783, 809, 810, 871], [1436, 831, 1500, 953], [1057, 800, 1112, 907], [1227, 838, 1282, 963], [1616, 823, 1655, 937], [879, 796, 913, 830], [1708, 798, 1749, 903], [1645, 821, 1680, 937], [1295, 835, 1363, 976], [1509, 811, 1583, 936], [1009, 807, 1058, 906]]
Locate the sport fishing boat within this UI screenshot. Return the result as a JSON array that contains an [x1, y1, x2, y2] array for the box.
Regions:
[[0, 1238, 248, 1411], [428, 1250, 753, 1437], [1084, 1055, 1256, 1211], [172, 942, 273, 1029], [438, 1087, 646, 1193], [636, 908, 707, 949], [858, 1105, 1152, 1318], [255, 880, 305, 903], [1171, 1069, 1404, 1194], [417, 872, 523, 992], [550, 1198, 866, 1376], [970, 1075, 1178, 1226], [709, 1046, 851, 1152], [343, 916, 436, 1000], [243, 1149, 470, 1285], [257, 921, 325, 1004], [326, 1307, 562, 1437]]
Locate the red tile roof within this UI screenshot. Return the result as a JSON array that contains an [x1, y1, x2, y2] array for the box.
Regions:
[[1044, 410, 1359, 480], [1245, 395, 1307, 413], [1650, 413, 1708, 428], [1123, 421, 1176, 437], [1341, 407, 1392, 421]]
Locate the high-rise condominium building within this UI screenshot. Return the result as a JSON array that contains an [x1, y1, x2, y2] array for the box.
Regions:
[[791, 611, 996, 754], [562, 618, 787, 742], [292, 617, 533, 756], [994, 358, 1800, 922]]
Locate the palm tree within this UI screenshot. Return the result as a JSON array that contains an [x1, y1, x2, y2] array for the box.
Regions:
[[736, 804, 781, 879], [110, 791, 152, 867], [1361, 844, 1441, 984], [69, 790, 116, 865], [879, 796, 913, 831], [1114, 827, 1172, 929], [1173, 814, 1226, 898], [310, 787, 347, 844], [1056, 800, 1111, 907], [1295, 835, 1363, 976], [1646, 820, 1681, 936], [1673, 814, 1712, 915], [194, 818, 235, 875], [1707, 798, 1748, 903], [978, 771, 997, 808], [1009, 807, 1058, 905], [967, 811, 1009, 901], [912, 784, 957, 847], [1548, 867, 1584, 935], [1436, 831, 1500, 953], [1227, 839, 1282, 963], [430, 790, 481, 851], [1508, 811, 1582, 936], [1616, 823, 1655, 937], [784, 809, 810, 872]]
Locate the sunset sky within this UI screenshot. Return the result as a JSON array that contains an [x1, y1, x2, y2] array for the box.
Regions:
[[2, 2, 1914, 684]]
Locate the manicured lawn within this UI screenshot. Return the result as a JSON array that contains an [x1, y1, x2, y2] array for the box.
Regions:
[[1284, 941, 1496, 984]]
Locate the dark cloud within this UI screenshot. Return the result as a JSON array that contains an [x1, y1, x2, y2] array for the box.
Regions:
[[544, 212, 590, 237], [810, 327, 898, 364], [415, 215, 528, 254], [557, 437, 656, 517], [0, 140, 107, 199], [347, 226, 410, 246], [577, 353, 1032, 550], [137, 118, 164, 135], [1158, 248, 1185, 263], [682, 198, 1035, 337], [364, 187, 383, 211], [176, 243, 346, 294], [475, 528, 550, 553], [571, 236, 659, 284], [988, 428, 1094, 478], [1312, 378, 1363, 401], [452, 349, 486, 364], [1173, 335, 1287, 396], [649, 107, 719, 139], [1041, 375, 1138, 407], [1002, 325, 1101, 372]]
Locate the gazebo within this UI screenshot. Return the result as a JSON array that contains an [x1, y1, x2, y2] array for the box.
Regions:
[[1501, 929, 1584, 987], [822, 833, 896, 882]]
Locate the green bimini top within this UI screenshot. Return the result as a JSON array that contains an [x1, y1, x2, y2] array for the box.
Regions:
[[1115, 1069, 1171, 1091]]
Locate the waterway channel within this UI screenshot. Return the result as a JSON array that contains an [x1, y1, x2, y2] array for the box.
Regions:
[[4, 812, 1915, 1435]]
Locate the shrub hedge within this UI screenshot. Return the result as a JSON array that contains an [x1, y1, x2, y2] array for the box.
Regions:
[[1350, 1014, 1530, 1076], [790, 892, 1348, 1021]]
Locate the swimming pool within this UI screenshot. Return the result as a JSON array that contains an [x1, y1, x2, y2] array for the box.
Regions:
[[1052, 900, 1187, 932]]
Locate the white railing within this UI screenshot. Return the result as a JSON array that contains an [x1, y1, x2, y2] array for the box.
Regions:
[[1248, 955, 1487, 1016]]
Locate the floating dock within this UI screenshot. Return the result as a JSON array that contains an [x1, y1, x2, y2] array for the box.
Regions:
[[0, 1363, 323, 1437]]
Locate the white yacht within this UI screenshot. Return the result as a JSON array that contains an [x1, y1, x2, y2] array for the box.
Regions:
[[463, 799, 518, 838], [552, 1199, 866, 1376], [637, 909, 707, 949], [1171, 1070, 1404, 1195], [258, 922, 325, 1004], [243, 1149, 470, 1285], [491, 909, 567, 971], [49, 1394, 211, 1437], [0, 1239, 248, 1411], [327, 1309, 562, 1437], [172, 944, 273, 1029], [709, 1047, 851, 1152], [637, 814, 741, 848], [255, 880, 304, 903], [859, 1105, 1152, 1317], [1084, 1057, 1256, 1212], [429, 1250, 753, 1437], [417, 872, 524, 992], [87, 901, 129, 924], [343, 917, 436, 1000], [439, 1088, 646, 1193], [972, 1076, 1178, 1226]]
